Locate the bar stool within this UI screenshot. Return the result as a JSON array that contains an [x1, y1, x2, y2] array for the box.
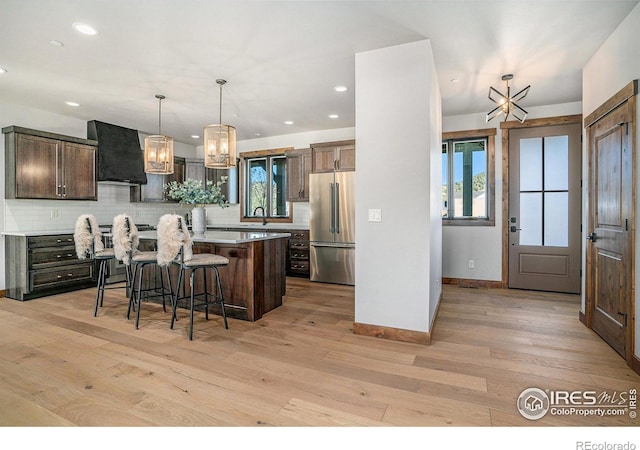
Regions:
[[74, 214, 116, 317], [156, 213, 229, 340], [112, 213, 173, 328]]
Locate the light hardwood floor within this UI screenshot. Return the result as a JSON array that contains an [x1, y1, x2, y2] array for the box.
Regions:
[[0, 278, 637, 427]]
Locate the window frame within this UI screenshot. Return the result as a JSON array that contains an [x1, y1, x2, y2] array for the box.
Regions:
[[442, 128, 496, 226], [240, 147, 293, 224]]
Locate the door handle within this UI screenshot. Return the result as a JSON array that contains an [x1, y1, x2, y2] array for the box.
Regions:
[[510, 226, 521, 232], [587, 232, 597, 242]]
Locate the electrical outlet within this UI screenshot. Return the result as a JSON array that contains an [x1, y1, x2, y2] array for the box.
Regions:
[[368, 209, 382, 222], [50, 209, 59, 219], [468, 259, 475, 269]]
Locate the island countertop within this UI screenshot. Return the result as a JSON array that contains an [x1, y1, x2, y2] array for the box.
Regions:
[[137, 230, 290, 244]]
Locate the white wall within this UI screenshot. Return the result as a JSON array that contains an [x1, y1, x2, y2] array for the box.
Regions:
[[442, 102, 582, 281], [0, 101, 198, 290], [582, 2, 640, 358], [354, 40, 442, 333]]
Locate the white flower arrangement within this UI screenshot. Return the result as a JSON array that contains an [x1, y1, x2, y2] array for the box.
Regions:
[[164, 177, 229, 209]]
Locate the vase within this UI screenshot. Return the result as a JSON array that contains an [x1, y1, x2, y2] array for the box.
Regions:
[[191, 207, 206, 235]]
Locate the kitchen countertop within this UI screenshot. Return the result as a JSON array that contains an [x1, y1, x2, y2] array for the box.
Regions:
[[138, 230, 290, 244], [2, 230, 78, 237], [207, 223, 309, 231], [2, 229, 292, 244]]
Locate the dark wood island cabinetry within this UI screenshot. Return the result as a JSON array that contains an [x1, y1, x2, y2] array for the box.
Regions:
[[137, 230, 289, 321]]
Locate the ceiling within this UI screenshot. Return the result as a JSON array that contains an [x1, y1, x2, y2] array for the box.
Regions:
[[0, 0, 638, 144]]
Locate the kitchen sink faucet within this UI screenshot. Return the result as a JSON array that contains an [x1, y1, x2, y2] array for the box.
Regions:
[[253, 206, 267, 225]]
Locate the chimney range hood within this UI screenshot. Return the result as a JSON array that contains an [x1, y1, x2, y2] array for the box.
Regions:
[[87, 120, 147, 185]]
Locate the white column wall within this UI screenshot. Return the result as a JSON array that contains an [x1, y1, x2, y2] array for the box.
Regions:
[[354, 40, 442, 333]]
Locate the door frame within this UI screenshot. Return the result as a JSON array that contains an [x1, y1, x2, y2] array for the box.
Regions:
[[500, 114, 583, 288], [583, 80, 637, 367]]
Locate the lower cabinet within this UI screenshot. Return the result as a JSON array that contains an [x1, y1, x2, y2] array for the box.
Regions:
[[138, 238, 287, 321], [288, 230, 310, 277], [4, 233, 96, 301]]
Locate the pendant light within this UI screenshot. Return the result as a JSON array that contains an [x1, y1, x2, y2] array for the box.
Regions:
[[204, 79, 237, 169], [144, 94, 174, 174], [486, 74, 530, 123]]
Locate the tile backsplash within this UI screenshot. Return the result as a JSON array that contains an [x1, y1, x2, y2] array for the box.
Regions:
[[4, 183, 310, 231]]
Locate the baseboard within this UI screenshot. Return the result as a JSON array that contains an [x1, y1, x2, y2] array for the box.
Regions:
[[632, 355, 640, 377], [353, 322, 431, 345], [442, 277, 505, 289], [579, 310, 587, 326], [429, 288, 443, 337]]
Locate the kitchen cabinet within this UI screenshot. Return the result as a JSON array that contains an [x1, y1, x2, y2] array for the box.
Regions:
[[287, 229, 310, 277], [137, 234, 288, 321], [285, 148, 312, 201], [209, 226, 310, 278], [311, 140, 355, 173], [3, 126, 98, 200], [185, 158, 239, 204], [130, 156, 185, 202], [3, 232, 96, 301]]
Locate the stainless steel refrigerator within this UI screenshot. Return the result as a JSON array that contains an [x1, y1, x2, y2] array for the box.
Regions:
[[309, 171, 355, 285]]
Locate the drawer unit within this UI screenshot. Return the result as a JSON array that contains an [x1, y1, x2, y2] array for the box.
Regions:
[[288, 229, 310, 277], [4, 233, 96, 301]]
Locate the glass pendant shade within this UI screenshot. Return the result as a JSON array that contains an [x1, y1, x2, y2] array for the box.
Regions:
[[144, 134, 174, 174], [204, 79, 237, 169], [204, 123, 236, 168], [144, 94, 174, 174]]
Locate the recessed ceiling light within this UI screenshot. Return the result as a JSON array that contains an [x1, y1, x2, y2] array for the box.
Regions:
[[0, 67, 7, 74], [333, 85, 348, 92], [284, 121, 294, 125], [49, 40, 64, 47], [328, 114, 339, 119], [65, 101, 81, 107], [254, 133, 261, 137], [72, 22, 98, 36], [191, 135, 200, 139]]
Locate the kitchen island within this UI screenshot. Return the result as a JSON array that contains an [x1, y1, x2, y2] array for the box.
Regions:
[[137, 230, 290, 322]]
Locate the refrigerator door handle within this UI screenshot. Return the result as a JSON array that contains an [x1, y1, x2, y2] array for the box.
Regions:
[[329, 183, 336, 233], [334, 182, 340, 234]]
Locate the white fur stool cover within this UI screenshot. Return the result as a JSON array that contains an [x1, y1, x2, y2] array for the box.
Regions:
[[74, 214, 105, 259], [157, 214, 193, 266]]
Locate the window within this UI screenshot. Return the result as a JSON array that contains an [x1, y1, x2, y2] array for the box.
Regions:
[[241, 148, 292, 223], [442, 128, 496, 226]]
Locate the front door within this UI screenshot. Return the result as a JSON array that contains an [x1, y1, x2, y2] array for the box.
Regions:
[[508, 124, 582, 293], [586, 100, 633, 359]]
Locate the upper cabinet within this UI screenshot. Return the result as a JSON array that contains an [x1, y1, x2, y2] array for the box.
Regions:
[[311, 140, 355, 173], [285, 148, 312, 202], [130, 157, 185, 203], [184, 158, 239, 204], [3, 126, 98, 200]]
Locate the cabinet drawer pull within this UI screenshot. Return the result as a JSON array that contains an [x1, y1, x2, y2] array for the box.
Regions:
[[56, 239, 62, 243], [57, 255, 62, 258], [68, 273, 73, 277], [57, 275, 62, 279]]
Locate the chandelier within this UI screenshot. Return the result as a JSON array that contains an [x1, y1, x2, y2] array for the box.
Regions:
[[144, 94, 174, 174], [486, 74, 530, 123], [204, 79, 237, 169]]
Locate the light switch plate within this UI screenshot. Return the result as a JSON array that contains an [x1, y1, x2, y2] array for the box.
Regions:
[[368, 208, 382, 222]]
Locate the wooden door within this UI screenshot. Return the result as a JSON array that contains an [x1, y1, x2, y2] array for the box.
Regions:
[[61, 142, 97, 200], [586, 99, 634, 359], [508, 124, 582, 293], [15, 134, 59, 199]]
